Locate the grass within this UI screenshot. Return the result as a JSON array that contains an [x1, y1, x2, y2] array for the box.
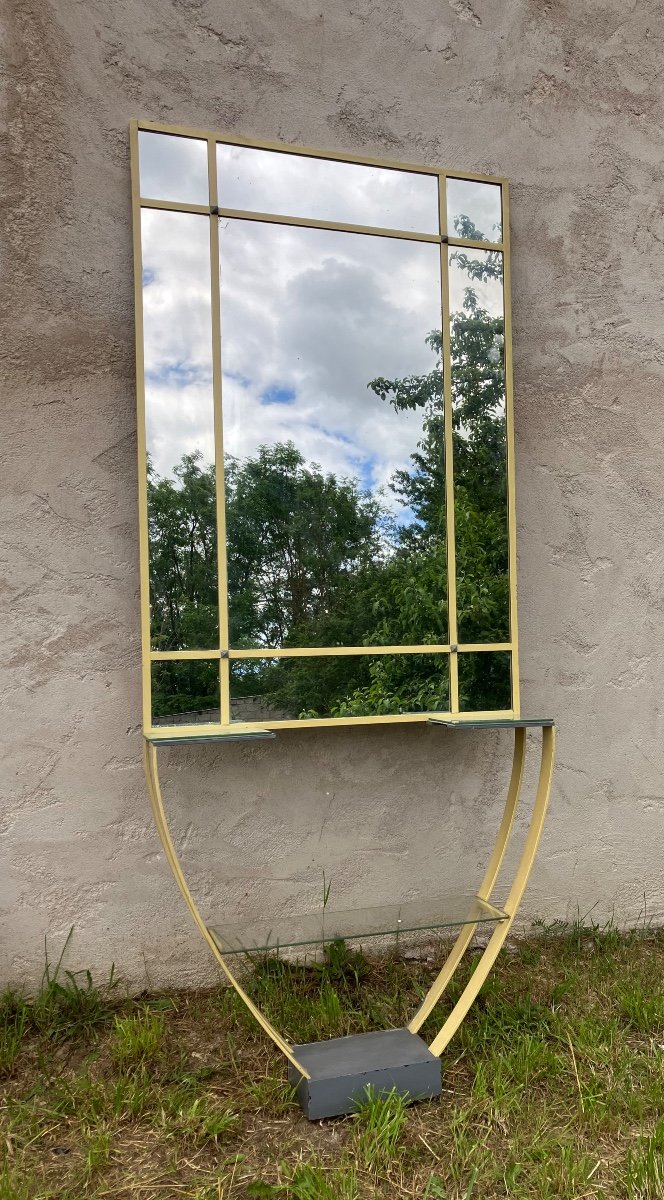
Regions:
[[0, 920, 663, 1198]]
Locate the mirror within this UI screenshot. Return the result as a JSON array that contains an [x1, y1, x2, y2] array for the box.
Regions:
[[138, 131, 209, 205], [448, 246, 509, 644], [230, 654, 450, 722], [219, 219, 446, 652], [217, 143, 440, 233], [446, 178, 502, 244], [458, 652, 511, 712], [133, 125, 518, 729], [141, 209, 219, 654], [152, 660, 220, 726]]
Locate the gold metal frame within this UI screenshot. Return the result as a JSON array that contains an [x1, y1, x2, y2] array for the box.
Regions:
[[130, 119, 519, 737], [144, 724, 554, 1073]]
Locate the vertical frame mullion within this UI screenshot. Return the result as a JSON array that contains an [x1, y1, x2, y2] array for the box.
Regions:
[[438, 173, 459, 714], [129, 121, 153, 734], [208, 138, 231, 725], [501, 183, 520, 717]]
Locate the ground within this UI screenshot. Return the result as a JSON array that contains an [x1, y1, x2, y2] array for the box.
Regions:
[[1, 921, 663, 1199]]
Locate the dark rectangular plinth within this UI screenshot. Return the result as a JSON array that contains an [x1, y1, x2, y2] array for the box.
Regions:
[[288, 1027, 442, 1120]]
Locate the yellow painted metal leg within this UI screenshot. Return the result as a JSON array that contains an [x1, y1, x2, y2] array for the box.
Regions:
[[408, 727, 527, 1035], [427, 725, 555, 1057], [144, 742, 309, 1078]]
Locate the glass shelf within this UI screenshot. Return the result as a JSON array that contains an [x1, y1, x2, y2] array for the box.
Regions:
[[208, 894, 507, 955], [146, 730, 276, 745], [428, 718, 554, 729]]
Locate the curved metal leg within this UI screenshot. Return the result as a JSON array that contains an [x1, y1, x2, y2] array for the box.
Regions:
[[144, 742, 309, 1078], [408, 726, 527, 1035], [427, 725, 555, 1057]]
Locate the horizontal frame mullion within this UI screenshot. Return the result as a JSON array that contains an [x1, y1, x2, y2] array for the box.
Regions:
[[151, 650, 221, 661], [149, 643, 512, 661], [140, 197, 211, 216], [456, 643, 512, 653], [138, 200, 505, 252], [216, 207, 440, 243], [229, 644, 451, 659], [447, 236, 504, 253]]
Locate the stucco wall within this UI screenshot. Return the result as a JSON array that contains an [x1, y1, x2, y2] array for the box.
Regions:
[[2, 0, 663, 991]]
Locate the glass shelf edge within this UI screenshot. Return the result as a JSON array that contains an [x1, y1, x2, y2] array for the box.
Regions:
[[428, 718, 554, 729], [145, 730, 276, 745]]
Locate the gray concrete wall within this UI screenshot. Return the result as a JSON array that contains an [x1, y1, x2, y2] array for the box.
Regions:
[[2, 0, 663, 991]]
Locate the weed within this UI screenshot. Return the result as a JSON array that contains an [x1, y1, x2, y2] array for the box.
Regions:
[[159, 1087, 238, 1143], [110, 1009, 165, 1067], [287, 1162, 359, 1199], [0, 1163, 41, 1200], [352, 1085, 410, 1171], [624, 1121, 664, 1199], [30, 929, 117, 1041], [83, 1128, 112, 1179], [0, 991, 29, 1075], [618, 979, 664, 1034]]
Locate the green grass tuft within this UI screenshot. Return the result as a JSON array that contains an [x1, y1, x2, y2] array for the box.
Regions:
[[110, 1009, 166, 1067]]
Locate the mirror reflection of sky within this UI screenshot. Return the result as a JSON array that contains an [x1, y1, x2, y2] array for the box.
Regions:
[[217, 143, 439, 233], [142, 210, 216, 479], [142, 212, 505, 498], [140, 149, 505, 515], [219, 220, 442, 522], [139, 132, 209, 205]]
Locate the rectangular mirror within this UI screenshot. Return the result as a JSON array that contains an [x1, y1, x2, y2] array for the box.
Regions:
[[217, 143, 440, 233], [219, 219, 446, 652], [139, 131, 209, 205], [141, 209, 219, 657], [230, 653, 450, 722], [132, 123, 518, 733], [151, 660, 221, 726], [448, 246, 509, 645], [446, 177, 502, 244], [458, 651, 511, 712]]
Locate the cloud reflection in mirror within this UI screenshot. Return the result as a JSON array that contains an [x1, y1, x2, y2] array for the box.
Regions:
[[219, 218, 447, 650], [217, 143, 440, 233]]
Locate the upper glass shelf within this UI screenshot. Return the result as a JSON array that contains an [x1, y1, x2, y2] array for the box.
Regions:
[[145, 730, 276, 745], [428, 718, 553, 729], [208, 894, 507, 955]]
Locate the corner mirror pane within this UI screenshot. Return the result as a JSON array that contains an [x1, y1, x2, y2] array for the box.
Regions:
[[151, 660, 220, 726], [447, 178, 502, 243], [458, 651, 511, 712], [139, 131, 209, 205]]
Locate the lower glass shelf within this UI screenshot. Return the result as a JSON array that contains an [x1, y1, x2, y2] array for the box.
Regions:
[[208, 894, 507, 955]]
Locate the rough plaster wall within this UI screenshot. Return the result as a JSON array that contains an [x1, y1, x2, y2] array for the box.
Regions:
[[2, 0, 663, 991]]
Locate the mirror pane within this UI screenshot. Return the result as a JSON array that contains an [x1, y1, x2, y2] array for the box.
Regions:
[[151, 660, 220, 726], [449, 246, 510, 644], [458, 651, 512, 712], [219, 219, 446, 651], [138, 131, 209, 205], [142, 209, 219, 651], [217, 143, 439, 233], [446, 178, 502, 243], [230, 653, 449, 721]]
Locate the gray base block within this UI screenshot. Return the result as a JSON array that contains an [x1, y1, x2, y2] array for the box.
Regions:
[[288, 1027, 442, 1120]]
